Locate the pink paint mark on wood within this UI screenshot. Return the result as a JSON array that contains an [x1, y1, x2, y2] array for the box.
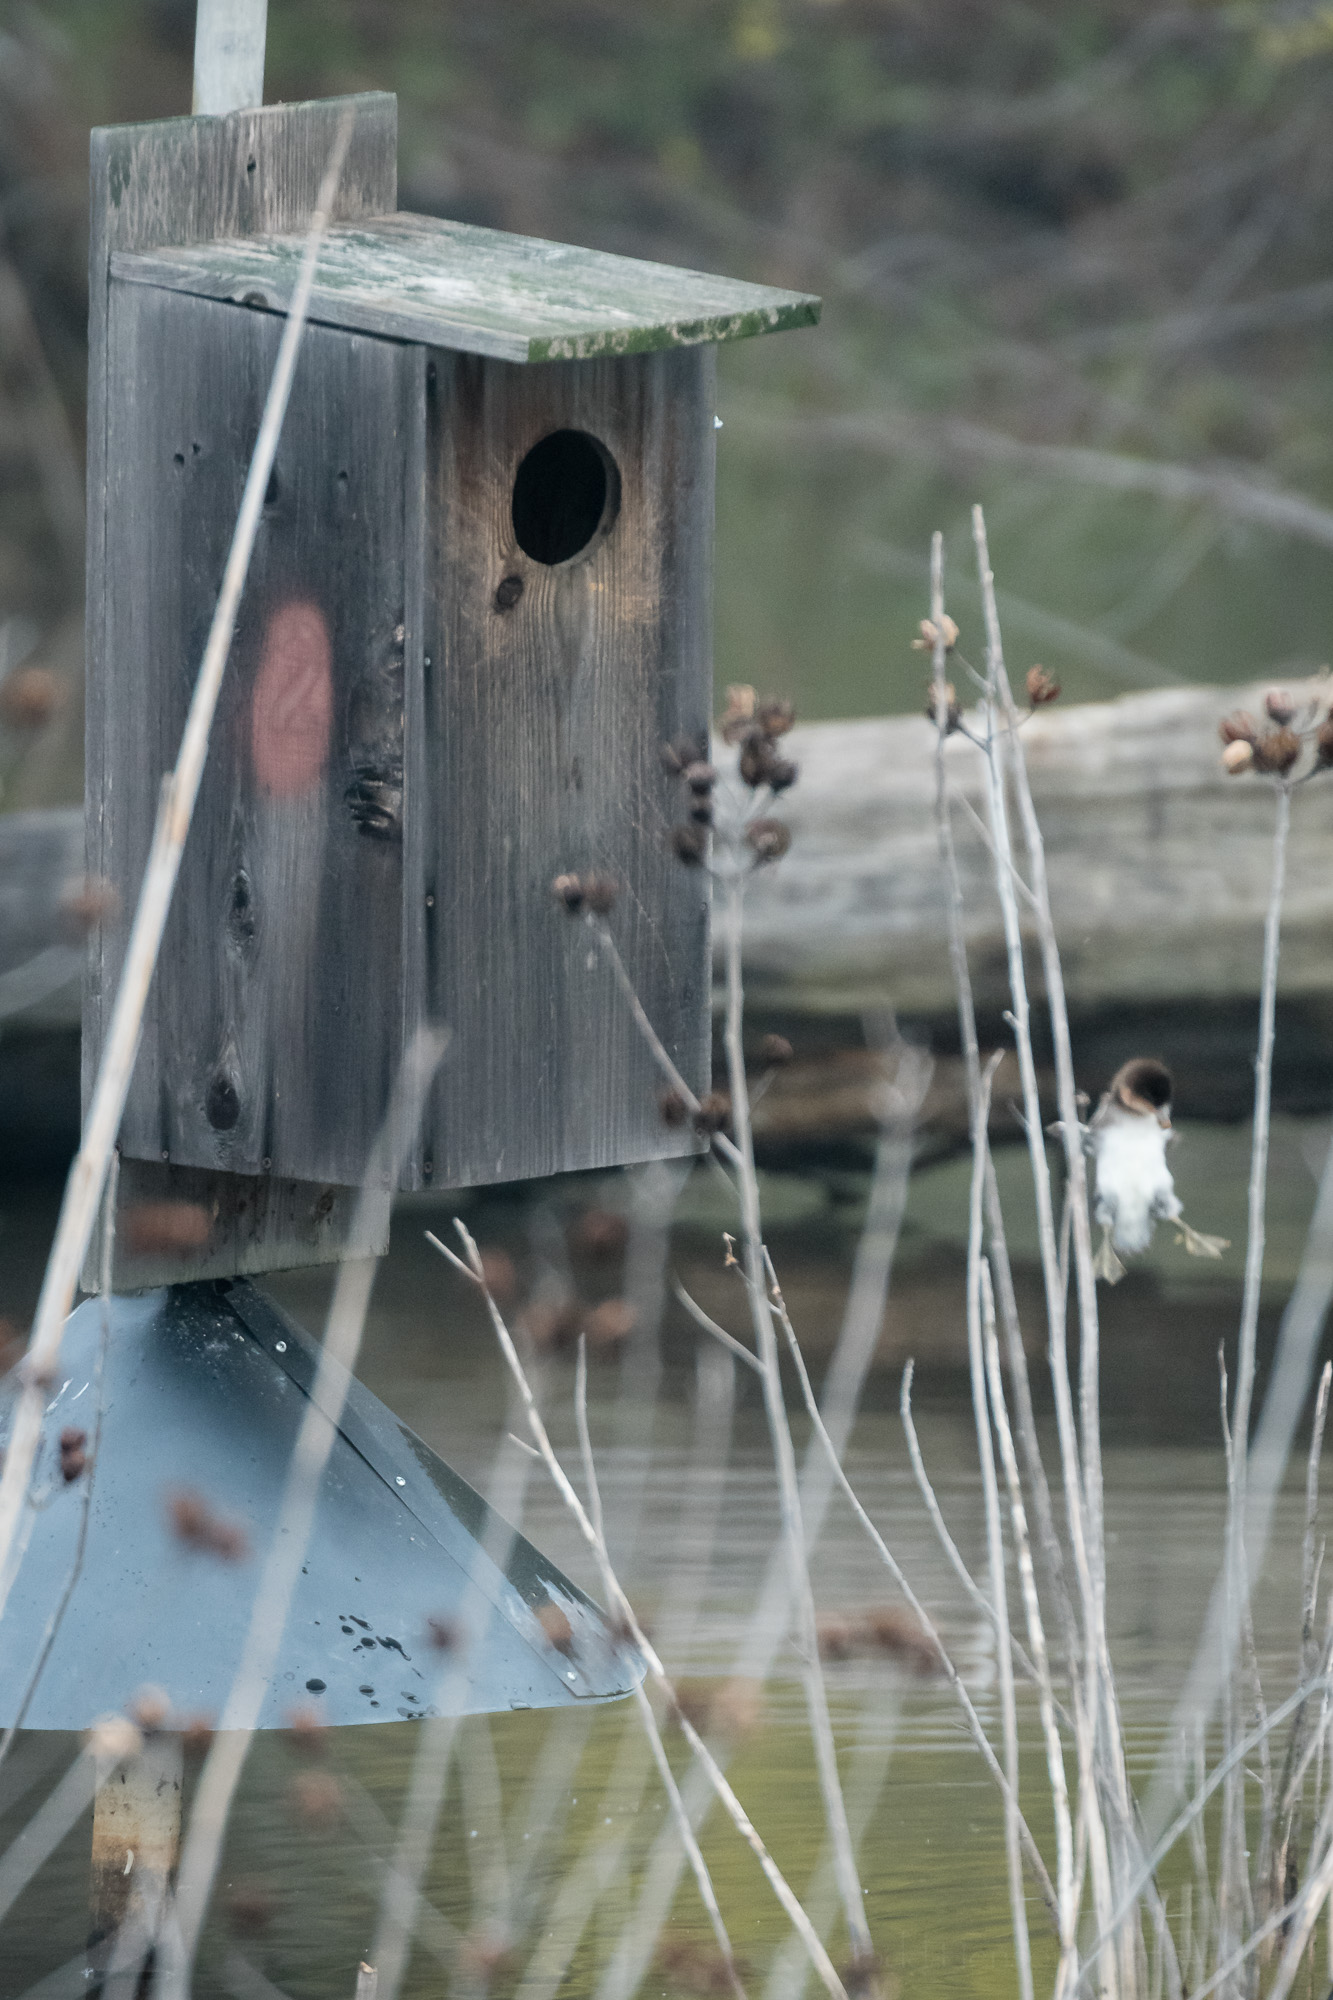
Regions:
[[251, 600, 333, 797]]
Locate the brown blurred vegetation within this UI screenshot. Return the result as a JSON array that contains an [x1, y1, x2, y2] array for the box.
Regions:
[[4, 0, 1333, 731]]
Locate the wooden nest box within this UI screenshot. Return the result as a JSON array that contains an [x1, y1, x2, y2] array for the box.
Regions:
[[85, 92, 819, 1287]]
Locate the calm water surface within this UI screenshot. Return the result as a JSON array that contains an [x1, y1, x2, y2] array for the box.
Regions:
[[0, 1121, 1326, 1998]]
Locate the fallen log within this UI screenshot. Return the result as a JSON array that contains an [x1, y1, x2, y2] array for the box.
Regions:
[[740, 678, 1333, 1020], [4, 680, 1330, 1174], [739, 678, 1333, 1151], [0, 806, 83, 1172], [0, 806, 82, 1031]]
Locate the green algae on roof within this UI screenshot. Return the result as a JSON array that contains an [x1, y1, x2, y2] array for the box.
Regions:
[[110, 211, 821, 363]]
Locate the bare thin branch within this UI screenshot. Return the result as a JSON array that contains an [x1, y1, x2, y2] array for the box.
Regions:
[[670, 1277, 764, 1375]]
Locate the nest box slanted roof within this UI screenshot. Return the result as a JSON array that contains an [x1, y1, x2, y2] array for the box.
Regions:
[[111, 212, 821, 364]]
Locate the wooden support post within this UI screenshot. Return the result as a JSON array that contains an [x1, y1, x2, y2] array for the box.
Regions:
[[89, 1732, 183, 1982], [193, 0, 268, 115]]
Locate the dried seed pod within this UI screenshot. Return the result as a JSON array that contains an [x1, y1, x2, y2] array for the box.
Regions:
[[122, 1202, 212, 1256], [925, 681, 961, 733], [706, 1676, 762, 1737], [1222, 740, 1254, 775], [284, 1705, 329, 1755], [85, 1714, 142, 1763], [459, 1937, 519, 1982], [518, 1297, 583, 1353], [551, 872, 584, 912], [663, 1684, 704, 1736], [754, 696, 796, 737], [1252, 727, 1301, 775], [738, 732, 797, 791], [0, 1319, 22, 1375], [59, 875, 119, 935], [911, 615, 959, 652], [1219, 710, 1259, 745], [167, 1487, 249, 1561], [59, 1425, 88, 1483], [682, 760, 717, 795], [746, 818, 791, 863], [658, 1087, 690, 1128], [226, 1882, 277, 1938], [1265, 688, 1297, 725], [584, 1297, 638, 1349], [129, 1684, 171, 1732], [661, 732, 707, 776], [1025, 664, 1061, 707], [476, 1247, 518, 1306], [570, 1209, 630, 1259], [816, 1615, 857, 1661], [693, 1091, 731, 1136], [668, 1679, 710, 1733], [180, 1714, 215, 1755], [167, 1488, 210, 1548], [536, 1603, 575, 1655], [841, 1951, 884, 1999], [719, 684, 757, 743], [861, 1604, 944, 1675], [1316, 716, 1333, 766], [737, 731, 773, 787], [759, 1033, 794, 1066], [688, 799, 714, 826], [290, 1769, 343, 1825], [581, 872, 619, 915], [607, 1606, 648, 1648], [657, 1938, 750, 1997], [670, 823, 708, 865], [0, 665, 63, 732]]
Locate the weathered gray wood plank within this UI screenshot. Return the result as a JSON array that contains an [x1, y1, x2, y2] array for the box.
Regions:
[[85, 95, 397, 1278], [82, 1159, 390, 1294], [110, 211, 820, 363], [407, 346, 715, 1189], [86, 93, 397, 1091], [101, 288, 419, 1185]]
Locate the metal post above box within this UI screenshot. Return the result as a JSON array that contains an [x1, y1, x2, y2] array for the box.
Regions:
[[85, 91, 820, 1288]]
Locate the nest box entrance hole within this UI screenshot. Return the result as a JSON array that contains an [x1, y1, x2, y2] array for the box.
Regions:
[[511, 428, 620, 566]]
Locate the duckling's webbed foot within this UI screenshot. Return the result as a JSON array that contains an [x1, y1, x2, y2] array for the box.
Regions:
[[1174, 1219, 1230, 1260], [1094, 1226, 1126, 1286]]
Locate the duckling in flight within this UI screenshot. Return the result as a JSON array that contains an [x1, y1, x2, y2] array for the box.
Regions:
[[1088, 1058, 1229, 1284]]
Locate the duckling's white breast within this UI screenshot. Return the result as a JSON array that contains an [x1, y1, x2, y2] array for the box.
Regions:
[[1093, 1118, 1178, 1253]]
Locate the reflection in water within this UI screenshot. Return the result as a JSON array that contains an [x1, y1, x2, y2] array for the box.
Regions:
[[0, 1135, 1326, 1995]]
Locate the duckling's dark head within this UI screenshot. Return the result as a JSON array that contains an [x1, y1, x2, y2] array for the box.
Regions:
[[1110, 1057, 1173, 1123]]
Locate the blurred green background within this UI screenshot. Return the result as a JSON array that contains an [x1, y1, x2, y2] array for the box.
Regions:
[[4, 0, 1333, 734], [3, 20, 1333, 1990]]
